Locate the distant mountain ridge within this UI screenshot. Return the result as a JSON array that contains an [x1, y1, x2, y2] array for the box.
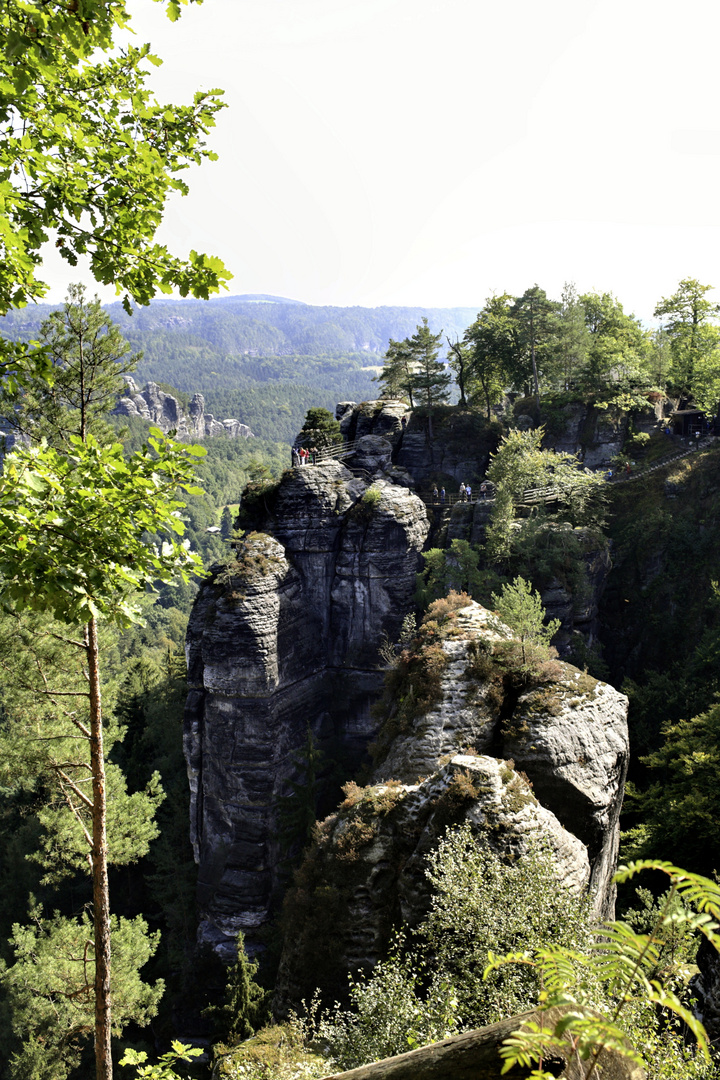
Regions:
[[0, 297, 479, 356], [0, 297, 476, 441]]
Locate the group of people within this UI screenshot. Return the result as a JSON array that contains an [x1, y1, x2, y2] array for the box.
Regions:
[[429, 481, 493, 504], [292, 446, 319, 467]]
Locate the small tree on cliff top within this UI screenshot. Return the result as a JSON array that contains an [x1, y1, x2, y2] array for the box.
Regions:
[[0, 429, 205, 1080], [491, 576, 560, 664]]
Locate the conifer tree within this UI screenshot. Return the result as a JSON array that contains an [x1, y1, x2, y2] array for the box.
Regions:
[[0, 299, 207, 1080], [0, 284, 139, 448], [204, 931, 269, 1044], [491, 576, 560, 664], [407, 318, 449, 440], [374, 337, 417, 406]]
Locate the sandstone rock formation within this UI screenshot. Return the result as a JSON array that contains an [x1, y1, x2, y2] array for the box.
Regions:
[[276, 753, 590, 1008], [184, 400, 629, 981], [114, 377, 254, 439], [273, 596, 628, 1006], [184, 463, 429, 958], [371, 600, 628, 919]]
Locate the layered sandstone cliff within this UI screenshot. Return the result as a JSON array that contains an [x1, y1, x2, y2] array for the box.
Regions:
[[184, 463, 429, 957], [114, 377, 254, 439], [274, 597, 629, 1006]]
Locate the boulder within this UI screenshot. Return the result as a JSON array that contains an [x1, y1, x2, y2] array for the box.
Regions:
[[275, 754, 590, 1008]]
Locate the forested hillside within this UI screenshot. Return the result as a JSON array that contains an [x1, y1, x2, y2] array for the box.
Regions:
[[0, 297, 476, 442]]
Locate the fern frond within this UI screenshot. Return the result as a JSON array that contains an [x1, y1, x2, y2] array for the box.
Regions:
[[646, 982, 710, 1061], [615, 861, 720, 920], [589, 923, 660, 991], [498, 1020, 569, 1071], [483, 949, 537, 980]]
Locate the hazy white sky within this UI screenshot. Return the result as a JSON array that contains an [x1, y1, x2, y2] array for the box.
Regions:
[[41, 0, 720, 321]]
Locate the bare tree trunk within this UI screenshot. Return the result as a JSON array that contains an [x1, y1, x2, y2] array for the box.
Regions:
[[86, 616, 112, 1080]]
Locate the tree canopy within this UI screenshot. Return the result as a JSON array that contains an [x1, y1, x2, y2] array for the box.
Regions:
[[0, 0, 230, 318]]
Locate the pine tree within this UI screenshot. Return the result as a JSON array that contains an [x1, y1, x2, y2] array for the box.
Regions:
[[0, 299, 206, 1080], [407, 318, 450, 440], [0, 284, 139, 449], [491, 576, 560, 664], [220, 506, 234, 539], [373, 337, 417, 406]]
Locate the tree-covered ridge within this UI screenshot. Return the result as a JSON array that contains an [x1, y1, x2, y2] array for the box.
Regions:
[[0, 298, 479, 357]]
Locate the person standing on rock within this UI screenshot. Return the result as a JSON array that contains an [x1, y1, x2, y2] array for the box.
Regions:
[[440, 487, 446, 503], [459, 482, 466, 502], [480, 481, 487, 499], [292, 447, 299, 468], [466, 483, 472, 502], [432, 485, 439, 502]]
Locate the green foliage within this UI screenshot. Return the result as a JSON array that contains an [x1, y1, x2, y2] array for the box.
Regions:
[[462, 294, 517, 418], [631, 702, 720, 873], [484, 428, 606, 577], [655, 278, 720, 403], [509, 285, 559, 400], [351, 483, 383, 522], [374, 319, 449, 423], [316, 824, 590, 1070], [212, 1022, 328, 1080], [0, 0, 230, 315], [297, 406, 342, 451], [220, 506, 234, 539], [318, 944, 460, 1070], [203, 932, 270, 1045], [421, 825, 590, 1029], [374, 336, 417, 404], [0, 284, 140, 448], [407, 318, 450, 417], [0, 429, 205, 626], [491, 576, 560, 664], [579, 290, 651, 390], [120, 1041, 203, 1080], [415, 539, 489, 607], [0, 907, 163, 1080], [487, 860, 720, 1080]]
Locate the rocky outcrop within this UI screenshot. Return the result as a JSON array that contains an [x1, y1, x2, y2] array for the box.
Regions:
[[276, 754, 590, 1008], [336, 401, 499, 488], [273, 597, 628, 1006], [114, 377, 254, 439], [538, 399, 671, 467], [371, 600, 628, 918], [184, 464, 429, 958]]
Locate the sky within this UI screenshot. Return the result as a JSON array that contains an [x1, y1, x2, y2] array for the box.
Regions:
[[41, 0, 720, 322]]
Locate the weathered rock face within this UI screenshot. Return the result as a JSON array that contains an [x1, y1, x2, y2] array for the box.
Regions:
[[114, 377, 254, 439], [541, 401, 669, 467], [275, 754, 590, 1009], [184, 464, 429, 958], [371, 600, 628, 920], [337, 400, 499, 488], [273, 598, 628, 1007]]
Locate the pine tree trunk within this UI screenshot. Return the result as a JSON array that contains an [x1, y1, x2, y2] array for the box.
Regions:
[[86, 616, 113, 1080]]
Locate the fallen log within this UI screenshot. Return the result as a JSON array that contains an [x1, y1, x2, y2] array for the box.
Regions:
[[320, 1006, 645, 1080]]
